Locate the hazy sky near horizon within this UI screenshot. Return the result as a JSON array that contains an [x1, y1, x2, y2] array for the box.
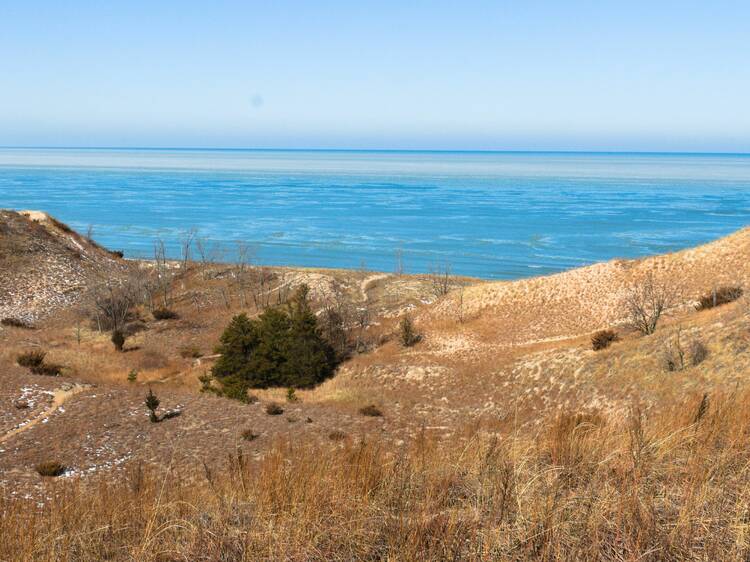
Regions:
[[1, 1, 748, 152]]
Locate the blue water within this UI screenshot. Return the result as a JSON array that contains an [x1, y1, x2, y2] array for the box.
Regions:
[[1, 148, 749, 279]]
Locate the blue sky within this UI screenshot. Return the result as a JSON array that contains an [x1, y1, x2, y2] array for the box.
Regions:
[[1, 1, 748, 152]]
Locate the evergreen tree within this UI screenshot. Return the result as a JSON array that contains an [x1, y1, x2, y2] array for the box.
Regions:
[[211, 285, 337, 397]]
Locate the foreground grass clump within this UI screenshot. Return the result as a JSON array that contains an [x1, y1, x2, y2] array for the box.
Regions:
[[3, 390, 750, 561]]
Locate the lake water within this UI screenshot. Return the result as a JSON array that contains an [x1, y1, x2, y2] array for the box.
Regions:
[[1, 148, 749, 279]]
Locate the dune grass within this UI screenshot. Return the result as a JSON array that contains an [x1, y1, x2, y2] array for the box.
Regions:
[[2, 390, 749, 561]]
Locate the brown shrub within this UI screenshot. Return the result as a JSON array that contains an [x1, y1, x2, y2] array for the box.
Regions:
[[35, 461, 66, 477], [17, 350, 62, 376], [328, 430, 347, 441], [153, 308, 179, 321], [696, 286, 743, 310], [359, 404, 383, 417], [17, 350, 46, 370], [591, 329, 618, 351], [180, 346, 203, 359], [265, 403, 284, 416], [1, 317, 35, 329], [242, 429, 260, 441]]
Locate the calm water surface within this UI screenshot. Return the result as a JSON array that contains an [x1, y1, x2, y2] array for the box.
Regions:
[[1, 148, 749, 279]]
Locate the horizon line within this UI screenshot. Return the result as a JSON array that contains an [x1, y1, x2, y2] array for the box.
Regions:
[[1, 146, 749, 157]]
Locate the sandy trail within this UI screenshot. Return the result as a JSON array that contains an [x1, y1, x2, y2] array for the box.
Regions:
[[360, 273, 390, 301], [0, 384, 88, 444]]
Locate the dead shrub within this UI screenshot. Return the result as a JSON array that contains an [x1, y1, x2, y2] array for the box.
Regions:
[[662, 329, 708, 371], [242, 429, 260, 441], [625, 272, 675, 335], [153, 308, 179, 321], [591, 329, 618, 351], [17, 350, 61, 376], [398, 315, 421, 347], [1, 317, 35, 329], [696, 286, 743, 310], [17, 350, 46, 370], [329, 430, 347, 441], [265, 403, 284, 416], [359, 404, 383, 417], [35, 461, 66, 477], [689, 338, 709, 366], [180, 346, 203, 359]]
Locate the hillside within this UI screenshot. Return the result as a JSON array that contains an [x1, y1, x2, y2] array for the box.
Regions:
[[0, 210, 127, 322], [2, 212, 750, 560]]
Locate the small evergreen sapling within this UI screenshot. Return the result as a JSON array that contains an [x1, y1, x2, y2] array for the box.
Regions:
[[145, 388, 160, 423]]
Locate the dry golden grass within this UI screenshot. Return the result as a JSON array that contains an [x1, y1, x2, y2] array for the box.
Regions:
[[2, 390, 750, 561]]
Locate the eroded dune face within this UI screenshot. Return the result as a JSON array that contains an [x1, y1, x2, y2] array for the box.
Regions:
[[0, 210, 126, 321]]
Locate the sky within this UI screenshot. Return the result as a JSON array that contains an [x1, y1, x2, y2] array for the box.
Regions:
[[1, 1, 749, 152]]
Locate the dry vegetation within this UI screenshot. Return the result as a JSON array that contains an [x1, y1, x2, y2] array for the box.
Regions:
[[3, 390, 750, 561], [4, 210, 750, 560]]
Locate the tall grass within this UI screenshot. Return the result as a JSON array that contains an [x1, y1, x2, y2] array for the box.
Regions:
[[2, 390, 750, 560]]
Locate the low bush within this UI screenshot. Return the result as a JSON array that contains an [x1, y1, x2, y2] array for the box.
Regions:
[[328, 430, 347, 441], [35, 461, 66, 477], [265, 403, 284, 416], [111, 330, 126, 352], [398, 315, 421, 347], [1, 317, 35, 329], [17, 350, 46, 370], [153, 308, 179, 321], [690, 338, 709, 366], [359, 404, 383, 417], [242, 429, 260, 441], [591, 329, 618, 351], [180, 346, 203, 359], [696, 286, 743, 310], [286, 388, 298, 402], [17, 350, 62, 376], [662, 330, 708, 371]]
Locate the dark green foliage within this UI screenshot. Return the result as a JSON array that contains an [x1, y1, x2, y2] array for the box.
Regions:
[[696, 286, 743, 310], [286, 387, 298, 402], [212, 285, 337, 398], [145, 389, 160, 423], [112, 330, 126, 352], [591, 329, 618, 351]]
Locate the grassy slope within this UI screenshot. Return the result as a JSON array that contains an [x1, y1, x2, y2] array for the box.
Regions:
[[2, 212, 750, 559]]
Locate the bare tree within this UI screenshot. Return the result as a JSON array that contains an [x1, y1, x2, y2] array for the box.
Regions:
[[429, 261, 453, 298], [625, 272, 674, 335], [394, 248, 404, 276], [90, 280, 138, 333], [153, 238, 175, 308], [179, 228, 197, 272], [195, 237, 225, 280], [234, 241, 255, 308]]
